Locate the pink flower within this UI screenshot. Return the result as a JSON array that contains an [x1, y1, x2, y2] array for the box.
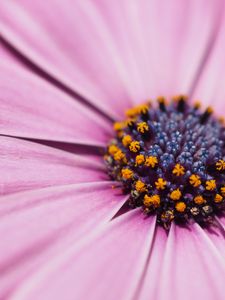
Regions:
[[0, 1, 225, 299]]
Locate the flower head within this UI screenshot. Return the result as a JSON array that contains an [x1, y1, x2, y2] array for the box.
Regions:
[[0, 1, 225, 299]]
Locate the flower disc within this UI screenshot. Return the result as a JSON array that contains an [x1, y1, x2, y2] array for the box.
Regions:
[[105, 96, 225, 229]]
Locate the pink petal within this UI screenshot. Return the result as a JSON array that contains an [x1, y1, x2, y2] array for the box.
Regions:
[[0, 182, 127, 298], [210, 219, 225, 273], [0, 136, 107, 195], [0, 61, 111, 146], [145, 224, 225, 300], [191, 17, 225, 114], [217, 215, 225, 229], [0, 1, 134, 119], [136, 225, 168, 299], [97, 0, 224, 102], [8, 210, 156, 300], [0, 0, 223, 109], [0, 39, 19, 64]]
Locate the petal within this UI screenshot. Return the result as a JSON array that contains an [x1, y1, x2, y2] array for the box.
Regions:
[[217, 215, 225, 229], [8, 210, 156, 300], [0, 182, 127, 298], [0, 38, 18, 64], [154, 224, 225, 300], [191, 17, 225, 114], [0, 1, 134, 118], [200, 222, 225, 263], [0, 0, 223, 109], [0, 136, 106, 195], [97, 0, 224, 102], [135, 225, 168, 299], [0, 61, 111, 146]]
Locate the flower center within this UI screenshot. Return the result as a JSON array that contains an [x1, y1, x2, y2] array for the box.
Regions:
[[104, 96, 225, 230]]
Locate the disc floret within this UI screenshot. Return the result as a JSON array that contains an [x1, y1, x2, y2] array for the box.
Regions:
[[105, 96, 225, 229]]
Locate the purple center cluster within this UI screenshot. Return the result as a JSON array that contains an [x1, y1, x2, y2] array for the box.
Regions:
[[105, 97, 225, 229]]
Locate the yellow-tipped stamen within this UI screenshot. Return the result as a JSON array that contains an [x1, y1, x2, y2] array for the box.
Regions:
[[161, 210, 174, 223], [157, 96, 166, 105], [175, 202, 186, 212], [144, 194, 160, 208], [189, 174, 201, 187], [221, 187, 225, 196], [172, 164, 185, 176], [219, 117, 225, 124], [214, 194, 223, 203], [170, 189, 182, 201], [138, 104, 149, 114], [113, 121, 125, 131], [114, 150, 125, 161], [122, 135, 132, 147], [206, 107, 213, 114], [135, 180, 147, 192], [125, 104, 149, 118], [155, 178, 167, 190], [129, 141, 140, 153], [145, 156, 158, 168], [137, 122, 149, 133], [193, 195, 205, 205], [172, 95, 187, 102], [108, 144, 119, 155], [205, 180, 216, 191], [216, 159, 225, 171], [194, 101, 201, 109], [126, 118, 136, 127], [121, 168, 133, 180], [135, 154, 145, 165], [125, 107, 138, 118]]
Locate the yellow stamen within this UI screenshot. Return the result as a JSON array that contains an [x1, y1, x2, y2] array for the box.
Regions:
[[145, 156, 158, 168], [129, 141, 140, 153], [157, 96, 167, 106], [137, 104, 149, 114], [125, 104, 149, 118], [135, 180, 147, 192], [189, 174, 201, 187], [108, 145, 119, 155], [114, 150, 125, 161], [205, 180, 216, 191], [193, 195, 205, 205], [121, 168, 133, 180], [113, 122, 125, 131], [194, 101, 201, 109], [122, 135, 132, 147], [126, 119, 136, 127], [117, 131, 124, 138], [221, 187, 225, 196], [175, 202, 186, 212], [206, 106, 213, 114], [216, 159, 225, 171], [214, 194, 223, 203], [135, 154, 145, 165], [155, 178, 167, 190], [137, 122, 149, 133], [172, 95, 187, 102], [144, 194, 160, 208], [161, 210, 174, 222], [170, 189, 182, 201], [125, 108, 138, 118], [219, 117, 225, 125], [172, 164, 185, 176]]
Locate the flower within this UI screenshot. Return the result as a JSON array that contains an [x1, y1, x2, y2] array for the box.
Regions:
[[0, 1, 225, 300]]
